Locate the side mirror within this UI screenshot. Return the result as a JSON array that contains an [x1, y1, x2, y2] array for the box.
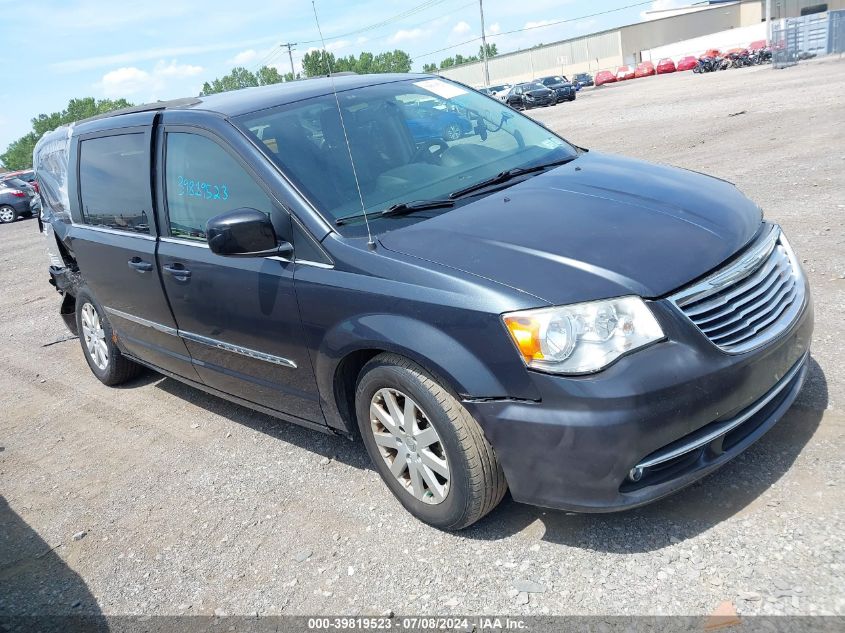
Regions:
[[206, 208, 293, 258]]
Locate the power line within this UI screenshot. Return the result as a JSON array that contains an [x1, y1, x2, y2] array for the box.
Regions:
[[415, 0, 654, 59]]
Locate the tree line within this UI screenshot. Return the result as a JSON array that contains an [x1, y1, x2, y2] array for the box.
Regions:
[[1, 98, 133, 170], [1, 45, 466, 169], [422, 43, 498, 73]]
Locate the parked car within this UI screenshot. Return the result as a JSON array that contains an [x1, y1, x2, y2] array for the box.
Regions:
[[402, 99, 473, 142], [487, 84, 512, 100], [748, 39, 768, 51], [635, 61, 656, 78], [5, 168, 39, 193], [535, 75, 576, 102], [594, 70, 617, 86], [0, 184, 33, 224], [573, 72, 594, 87], [36, 73, 812, 530], [676, 55, 698, 71], [656, 58, 677, 74], [616, 65, 636, 81], [504, 82, 556, 109]]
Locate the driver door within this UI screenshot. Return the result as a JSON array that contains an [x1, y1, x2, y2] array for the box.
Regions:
[[154, 123, 323, 423]]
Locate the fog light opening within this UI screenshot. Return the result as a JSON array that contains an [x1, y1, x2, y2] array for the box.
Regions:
[[628, 466, 644, 482]]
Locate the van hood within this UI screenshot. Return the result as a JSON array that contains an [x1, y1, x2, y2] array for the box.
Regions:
[[378, 151, 762, 305]]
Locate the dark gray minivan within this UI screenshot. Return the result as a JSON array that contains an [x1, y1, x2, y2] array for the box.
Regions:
[[36, 74, 812, 530]]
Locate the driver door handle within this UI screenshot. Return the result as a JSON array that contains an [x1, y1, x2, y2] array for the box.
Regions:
[[128, 257, 153, 273], [163, 263, 192, 281]]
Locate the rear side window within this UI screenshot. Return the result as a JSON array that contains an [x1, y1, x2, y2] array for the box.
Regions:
[[164, 132, 273, 241], [78, 134, 151, 234]]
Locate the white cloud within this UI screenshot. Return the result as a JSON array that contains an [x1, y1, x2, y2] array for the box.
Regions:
[[101, 67, 151, 97], [356, 36, 368, 45], [99, 59, 204, 99], [524, 19, 558, 30], [390, 28, 426, 43], [229, 49, 259, 65], [489, 22, 501, 35], [452, 21, 471, 35]]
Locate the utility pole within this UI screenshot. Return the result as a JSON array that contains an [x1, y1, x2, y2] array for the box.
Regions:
[[282, 42, 297, 78], [478, 0, 490, 87]]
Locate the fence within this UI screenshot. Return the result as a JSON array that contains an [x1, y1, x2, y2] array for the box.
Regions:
[[772, 11, 843, 68]]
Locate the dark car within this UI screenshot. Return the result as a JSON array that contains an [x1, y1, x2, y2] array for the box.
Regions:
[[6, 168, 39, 193], [402, 98, 473, 142], [536, 75, 576, 102], [573, 72, 594, 87], [36, 74, 812, 530], [505, 82, 556, 110], [0, 182, 34, 223], [0, 176, 38, 223]]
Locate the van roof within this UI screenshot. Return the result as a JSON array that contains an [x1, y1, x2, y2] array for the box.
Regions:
[[78, 73, 434, 124]]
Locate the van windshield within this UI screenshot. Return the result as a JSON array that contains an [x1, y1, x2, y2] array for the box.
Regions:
[[236, 78, 578, 237]]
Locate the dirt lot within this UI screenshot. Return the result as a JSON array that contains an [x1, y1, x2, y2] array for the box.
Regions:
[[1, 58, 844, 620]]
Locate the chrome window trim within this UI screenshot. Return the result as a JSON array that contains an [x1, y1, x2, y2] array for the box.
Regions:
[[74, 225, 156, 241], [160, 236, 209, 248], [104, 307, 297, 369], [635, 350, 808, 470]]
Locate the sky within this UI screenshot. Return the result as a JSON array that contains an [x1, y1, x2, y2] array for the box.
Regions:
[[0, 0, 684, 159]]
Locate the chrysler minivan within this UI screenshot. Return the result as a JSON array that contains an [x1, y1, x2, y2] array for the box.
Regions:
[[35, 74, 812, 529]]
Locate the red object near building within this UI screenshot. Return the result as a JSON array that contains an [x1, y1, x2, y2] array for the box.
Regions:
[[594, 70, 617, 86], [656, 58, 677, 74], [616, 65, 636, 81], [635, 61, 656, 78], [676, 56, 698, 71]]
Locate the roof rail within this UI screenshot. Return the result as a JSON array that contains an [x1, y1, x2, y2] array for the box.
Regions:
[[77, 97, 203, 124]]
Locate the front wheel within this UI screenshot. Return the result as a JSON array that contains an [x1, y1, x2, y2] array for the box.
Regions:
[[355, 353, 507, 530], [442, 123, 462, 142], [75, 288, 143, 386], [0, 205, 17, 224]]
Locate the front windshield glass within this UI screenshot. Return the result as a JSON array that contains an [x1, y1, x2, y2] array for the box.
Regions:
[[236, 77, 578, 236], [525, 83, 546, 91]]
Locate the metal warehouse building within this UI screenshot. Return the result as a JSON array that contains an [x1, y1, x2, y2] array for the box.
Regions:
[[437, 0, 844, 87]]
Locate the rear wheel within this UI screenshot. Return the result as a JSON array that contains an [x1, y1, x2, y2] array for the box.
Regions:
[[355, 353, 506, 530], [0, 205, 17, 224], [442, 123, 462, 142], [75, 288, 143, 386]]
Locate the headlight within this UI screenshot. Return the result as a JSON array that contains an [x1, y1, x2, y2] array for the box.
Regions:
[[502, 296, 664, 374]]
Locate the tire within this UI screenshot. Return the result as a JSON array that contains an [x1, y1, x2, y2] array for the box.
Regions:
[[0, 205, 17, 224], [355, 353, 507, 530], [442, 123, 462, 142], [75, 287, 143, 386]]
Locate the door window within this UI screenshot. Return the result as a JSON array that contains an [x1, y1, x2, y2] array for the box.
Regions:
[[78, 134, 151, 234], [164, 132, 273, 241]]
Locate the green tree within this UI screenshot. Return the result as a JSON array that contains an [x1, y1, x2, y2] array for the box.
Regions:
[[200, 66, 259, 96], [479, 42, 497, 58], [422, 62, 438, 73], [1, 97, 133, 170], [256, 65, 284, 86], [301, 49, 412, 77]]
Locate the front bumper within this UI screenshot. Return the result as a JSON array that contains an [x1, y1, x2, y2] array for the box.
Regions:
[[465, 282, 813, 512]]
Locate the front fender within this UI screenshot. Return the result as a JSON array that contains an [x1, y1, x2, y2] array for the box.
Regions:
[[314, 314, 541, 432]]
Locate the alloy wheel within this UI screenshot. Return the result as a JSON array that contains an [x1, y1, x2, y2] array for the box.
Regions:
[[443, 123, 462, 142], [81, 302, 109, 371], [369, 387, 450, 504]]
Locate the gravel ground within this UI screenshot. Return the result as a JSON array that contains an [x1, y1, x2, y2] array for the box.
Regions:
[[1, 57, 844, 620]]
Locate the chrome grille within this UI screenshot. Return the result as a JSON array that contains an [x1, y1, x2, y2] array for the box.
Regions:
[[670, 226, 805, 354]]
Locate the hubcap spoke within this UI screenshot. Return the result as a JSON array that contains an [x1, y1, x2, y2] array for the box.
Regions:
[[370, 386, 450, 505], [419, 448, 449, 478], [81, 303, 108, 370]]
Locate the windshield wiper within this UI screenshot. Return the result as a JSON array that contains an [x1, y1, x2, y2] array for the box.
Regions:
[[381, 199, 454, 217], [448, 157, 577, 200], [335, 199, 454, 226]]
